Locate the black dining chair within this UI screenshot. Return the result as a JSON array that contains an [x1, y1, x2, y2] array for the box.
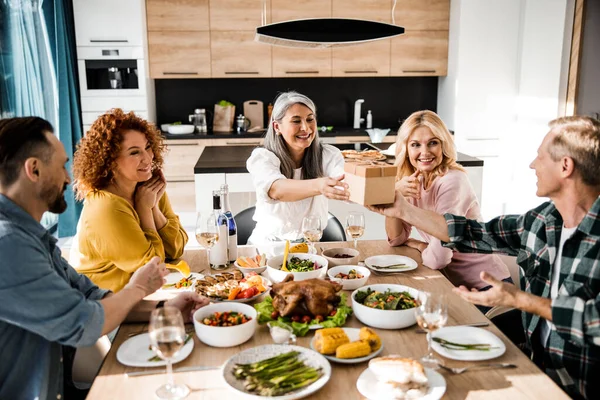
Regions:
[[234, 206, 347, 245]]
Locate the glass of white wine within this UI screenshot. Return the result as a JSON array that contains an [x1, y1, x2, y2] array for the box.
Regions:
[[345, 212, 365, 249], [302, 215, 323, 246], [149, 307, 189, 399], [195, 211, 219, 267], [414, 292, 448, 369]]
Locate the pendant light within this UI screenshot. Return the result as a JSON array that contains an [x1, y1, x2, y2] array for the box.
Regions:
[[255, 0, 404, 48]]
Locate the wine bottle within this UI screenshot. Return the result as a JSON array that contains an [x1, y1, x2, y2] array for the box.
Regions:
[[209, 190, 228, 269], [220, 184, 238, 263]]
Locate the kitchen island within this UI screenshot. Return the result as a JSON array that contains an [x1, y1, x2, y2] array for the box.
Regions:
[[193, 142, 483, 241]]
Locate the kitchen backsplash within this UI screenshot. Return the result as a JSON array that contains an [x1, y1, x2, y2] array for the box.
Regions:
[[155, 77, 438, 130]]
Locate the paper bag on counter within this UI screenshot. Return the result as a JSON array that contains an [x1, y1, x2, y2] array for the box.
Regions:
[[213, 104, 235, 132], [344, 160, 397, 206]]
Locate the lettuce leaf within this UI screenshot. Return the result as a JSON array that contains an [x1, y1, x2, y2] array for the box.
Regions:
[[253, 293, 353, 337]]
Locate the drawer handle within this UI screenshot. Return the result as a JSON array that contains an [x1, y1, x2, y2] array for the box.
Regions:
[[402, 70, 436, 73], [163, 72, 199, 75], [226, 141, 261, 145], [166, 142, 200, 146], [344, 70, 378, 74], [285, 71, 319, 74], [90, 39, 128, 43], [347, 139, 368, 143], [225, 71, 259, 75]]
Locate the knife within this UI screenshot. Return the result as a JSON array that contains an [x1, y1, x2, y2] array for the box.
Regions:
[[415, 322, 489, 333], [127, 365, 220, 377]]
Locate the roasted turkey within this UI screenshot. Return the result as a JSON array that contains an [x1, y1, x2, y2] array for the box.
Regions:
[[271, 275, 343, 317]]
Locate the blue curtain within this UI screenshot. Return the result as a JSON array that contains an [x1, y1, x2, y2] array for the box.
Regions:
[[43, 0, 83, 237]]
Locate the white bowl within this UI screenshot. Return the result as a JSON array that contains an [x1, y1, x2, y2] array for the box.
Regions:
[[266, 253, 328, 283], [193, 302, 257, 347], [321, 247, 360, 266], [168, 124, 195, 134], [233, 260, 267, 276], [327, 265, 370, 291], [351, 284, 420, 330], [160, 123, 171, 131]]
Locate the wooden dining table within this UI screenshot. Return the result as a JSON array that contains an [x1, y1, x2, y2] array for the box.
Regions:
[[86, 240, 569, 399]]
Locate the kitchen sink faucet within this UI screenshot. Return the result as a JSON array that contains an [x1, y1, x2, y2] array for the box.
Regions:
[[353, 99, 365, 129]]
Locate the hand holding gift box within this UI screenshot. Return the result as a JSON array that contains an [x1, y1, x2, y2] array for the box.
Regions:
[[344, 160, 397, 206]]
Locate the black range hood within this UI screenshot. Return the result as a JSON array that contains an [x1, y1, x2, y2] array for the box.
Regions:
[[255, 18, 405, 48]]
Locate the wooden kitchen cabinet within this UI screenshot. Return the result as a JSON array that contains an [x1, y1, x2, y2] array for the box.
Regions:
[[272, 47, 332, 77], [270, 0, 331, 22], [336, 135, 397, 144], [391, 30, 448, 76], [393, 0, 450, 30], [163, 140, 205, 181], [211, 31, 272, 77], [209, 0, 268, 31], [212, 138, 264, 146], [148, 31, 211, 78], [332, 39, 391, 77], [146, 0, 209, 31], [332, 0, 392, 23]]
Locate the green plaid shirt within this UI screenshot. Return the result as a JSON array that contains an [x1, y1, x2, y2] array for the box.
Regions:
[[443, 196, 600, 400]]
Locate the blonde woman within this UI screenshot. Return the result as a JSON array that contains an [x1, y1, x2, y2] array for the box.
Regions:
[[386, 110, 510, 311]]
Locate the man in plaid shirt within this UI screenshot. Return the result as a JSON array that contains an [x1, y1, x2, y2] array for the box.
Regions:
[[370, 116, 600, 399]]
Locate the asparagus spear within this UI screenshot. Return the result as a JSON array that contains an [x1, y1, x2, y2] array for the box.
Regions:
[[433, 337, 499, 351]]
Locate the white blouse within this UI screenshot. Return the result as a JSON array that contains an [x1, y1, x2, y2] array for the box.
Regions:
[[246, 144, 345, 244]]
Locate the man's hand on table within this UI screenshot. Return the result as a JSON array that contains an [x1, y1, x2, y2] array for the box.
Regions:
[[166, 292, 210, 322]]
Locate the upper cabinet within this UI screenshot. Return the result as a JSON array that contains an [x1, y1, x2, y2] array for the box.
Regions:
[[211, 31, 272, 77], [148, 31, 211, 78], [210, 0, 268, 31], [332, 39, 391, 77], [391, 30, 448, 76], [146, 0, 210, 31], [270, 0, 331, 22], [332, 0, 392, 23], [74, 0, 145, 46], [394, 0, 450, 30]]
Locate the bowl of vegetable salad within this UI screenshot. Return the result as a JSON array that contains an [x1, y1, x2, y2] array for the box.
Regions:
[[266, 253, 328, 283], [351, 284, 421, 330], [193, 302, 257, 347]]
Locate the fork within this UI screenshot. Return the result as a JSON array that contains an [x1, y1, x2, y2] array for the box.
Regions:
[[438, 363, 517, 375]]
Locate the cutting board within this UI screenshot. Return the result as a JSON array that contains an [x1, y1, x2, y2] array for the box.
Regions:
[[243, 100, 264, 130]]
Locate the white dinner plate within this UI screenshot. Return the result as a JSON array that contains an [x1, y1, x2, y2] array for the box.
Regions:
[[309, 328, 384, 364], [116, 332, 194, 368], [431, 326, 506, 361], [222, 344, 331, 400], [364, 255, 418, 273], [357, 366, 446, 400], [160, 272, 204, 292]]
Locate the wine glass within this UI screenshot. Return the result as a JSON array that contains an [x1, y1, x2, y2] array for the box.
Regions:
[[195, 211, 219, 268], [345, 212, 365, 249], [148, 307, 189, 399], [302, 215, 323, 246], [414, 292, 448, 369]]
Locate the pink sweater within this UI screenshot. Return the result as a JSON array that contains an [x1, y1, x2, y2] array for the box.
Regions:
[[388, 169, 510, 289]]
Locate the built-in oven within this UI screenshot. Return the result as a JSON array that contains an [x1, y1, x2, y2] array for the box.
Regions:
[[77, 46, 147, 98]]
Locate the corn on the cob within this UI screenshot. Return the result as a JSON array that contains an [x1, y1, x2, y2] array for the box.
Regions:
[[359, 327, 382, 351], [314, 329, 349, 354], [335, 340, 371, 359]]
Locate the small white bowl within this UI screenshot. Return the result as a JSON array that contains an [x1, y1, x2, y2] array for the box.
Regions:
[[266, 253, 328, 283], [327, 265, 370, 291], [351, 284, 420, 330], [233, 260, 267, 276], [321, 247, 360, 266], [193, 302, 257, 347], [168, 124, 195, 134], [160, 123, 171, 132]]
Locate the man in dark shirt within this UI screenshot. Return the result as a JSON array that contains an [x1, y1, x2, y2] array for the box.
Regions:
[[0, 117, 208, 400]]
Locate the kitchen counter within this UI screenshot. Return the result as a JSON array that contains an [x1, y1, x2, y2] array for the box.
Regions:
[[162, 128, 393, 140], [193, 142, 483, 174]]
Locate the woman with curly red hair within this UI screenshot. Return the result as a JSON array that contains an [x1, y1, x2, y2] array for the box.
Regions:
[[70, 108, 188, 292]]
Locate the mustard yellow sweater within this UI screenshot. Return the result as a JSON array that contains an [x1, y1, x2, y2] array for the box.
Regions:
[[71, 190, 188, 292]]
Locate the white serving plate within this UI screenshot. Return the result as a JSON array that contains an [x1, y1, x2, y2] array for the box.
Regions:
[[116, 332, 193, 368], [364, 255, 418, 273], [431, 326, 506, 361]]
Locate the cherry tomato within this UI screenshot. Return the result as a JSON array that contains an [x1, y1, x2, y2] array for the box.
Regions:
[[329, 309, 337, 316], [315, 315, 324, 322], [301, 315, 312, 324], [236, 286, 258, 299], [290, 315, 301, 322], [271, 311, 280, 320]]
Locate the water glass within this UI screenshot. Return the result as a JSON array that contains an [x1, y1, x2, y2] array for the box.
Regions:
[[302, 215, 323, 245], [195, 211, 219, 266], [149, 307, 189, 399], [345, 212, 365, 249], [414, 292, 448, 368]]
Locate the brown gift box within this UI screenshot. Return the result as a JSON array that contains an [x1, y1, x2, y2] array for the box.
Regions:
[[344, 160, 397, 205]]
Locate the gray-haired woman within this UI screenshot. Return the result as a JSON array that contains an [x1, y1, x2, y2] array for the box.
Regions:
[[246, 91, 349, 244]]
